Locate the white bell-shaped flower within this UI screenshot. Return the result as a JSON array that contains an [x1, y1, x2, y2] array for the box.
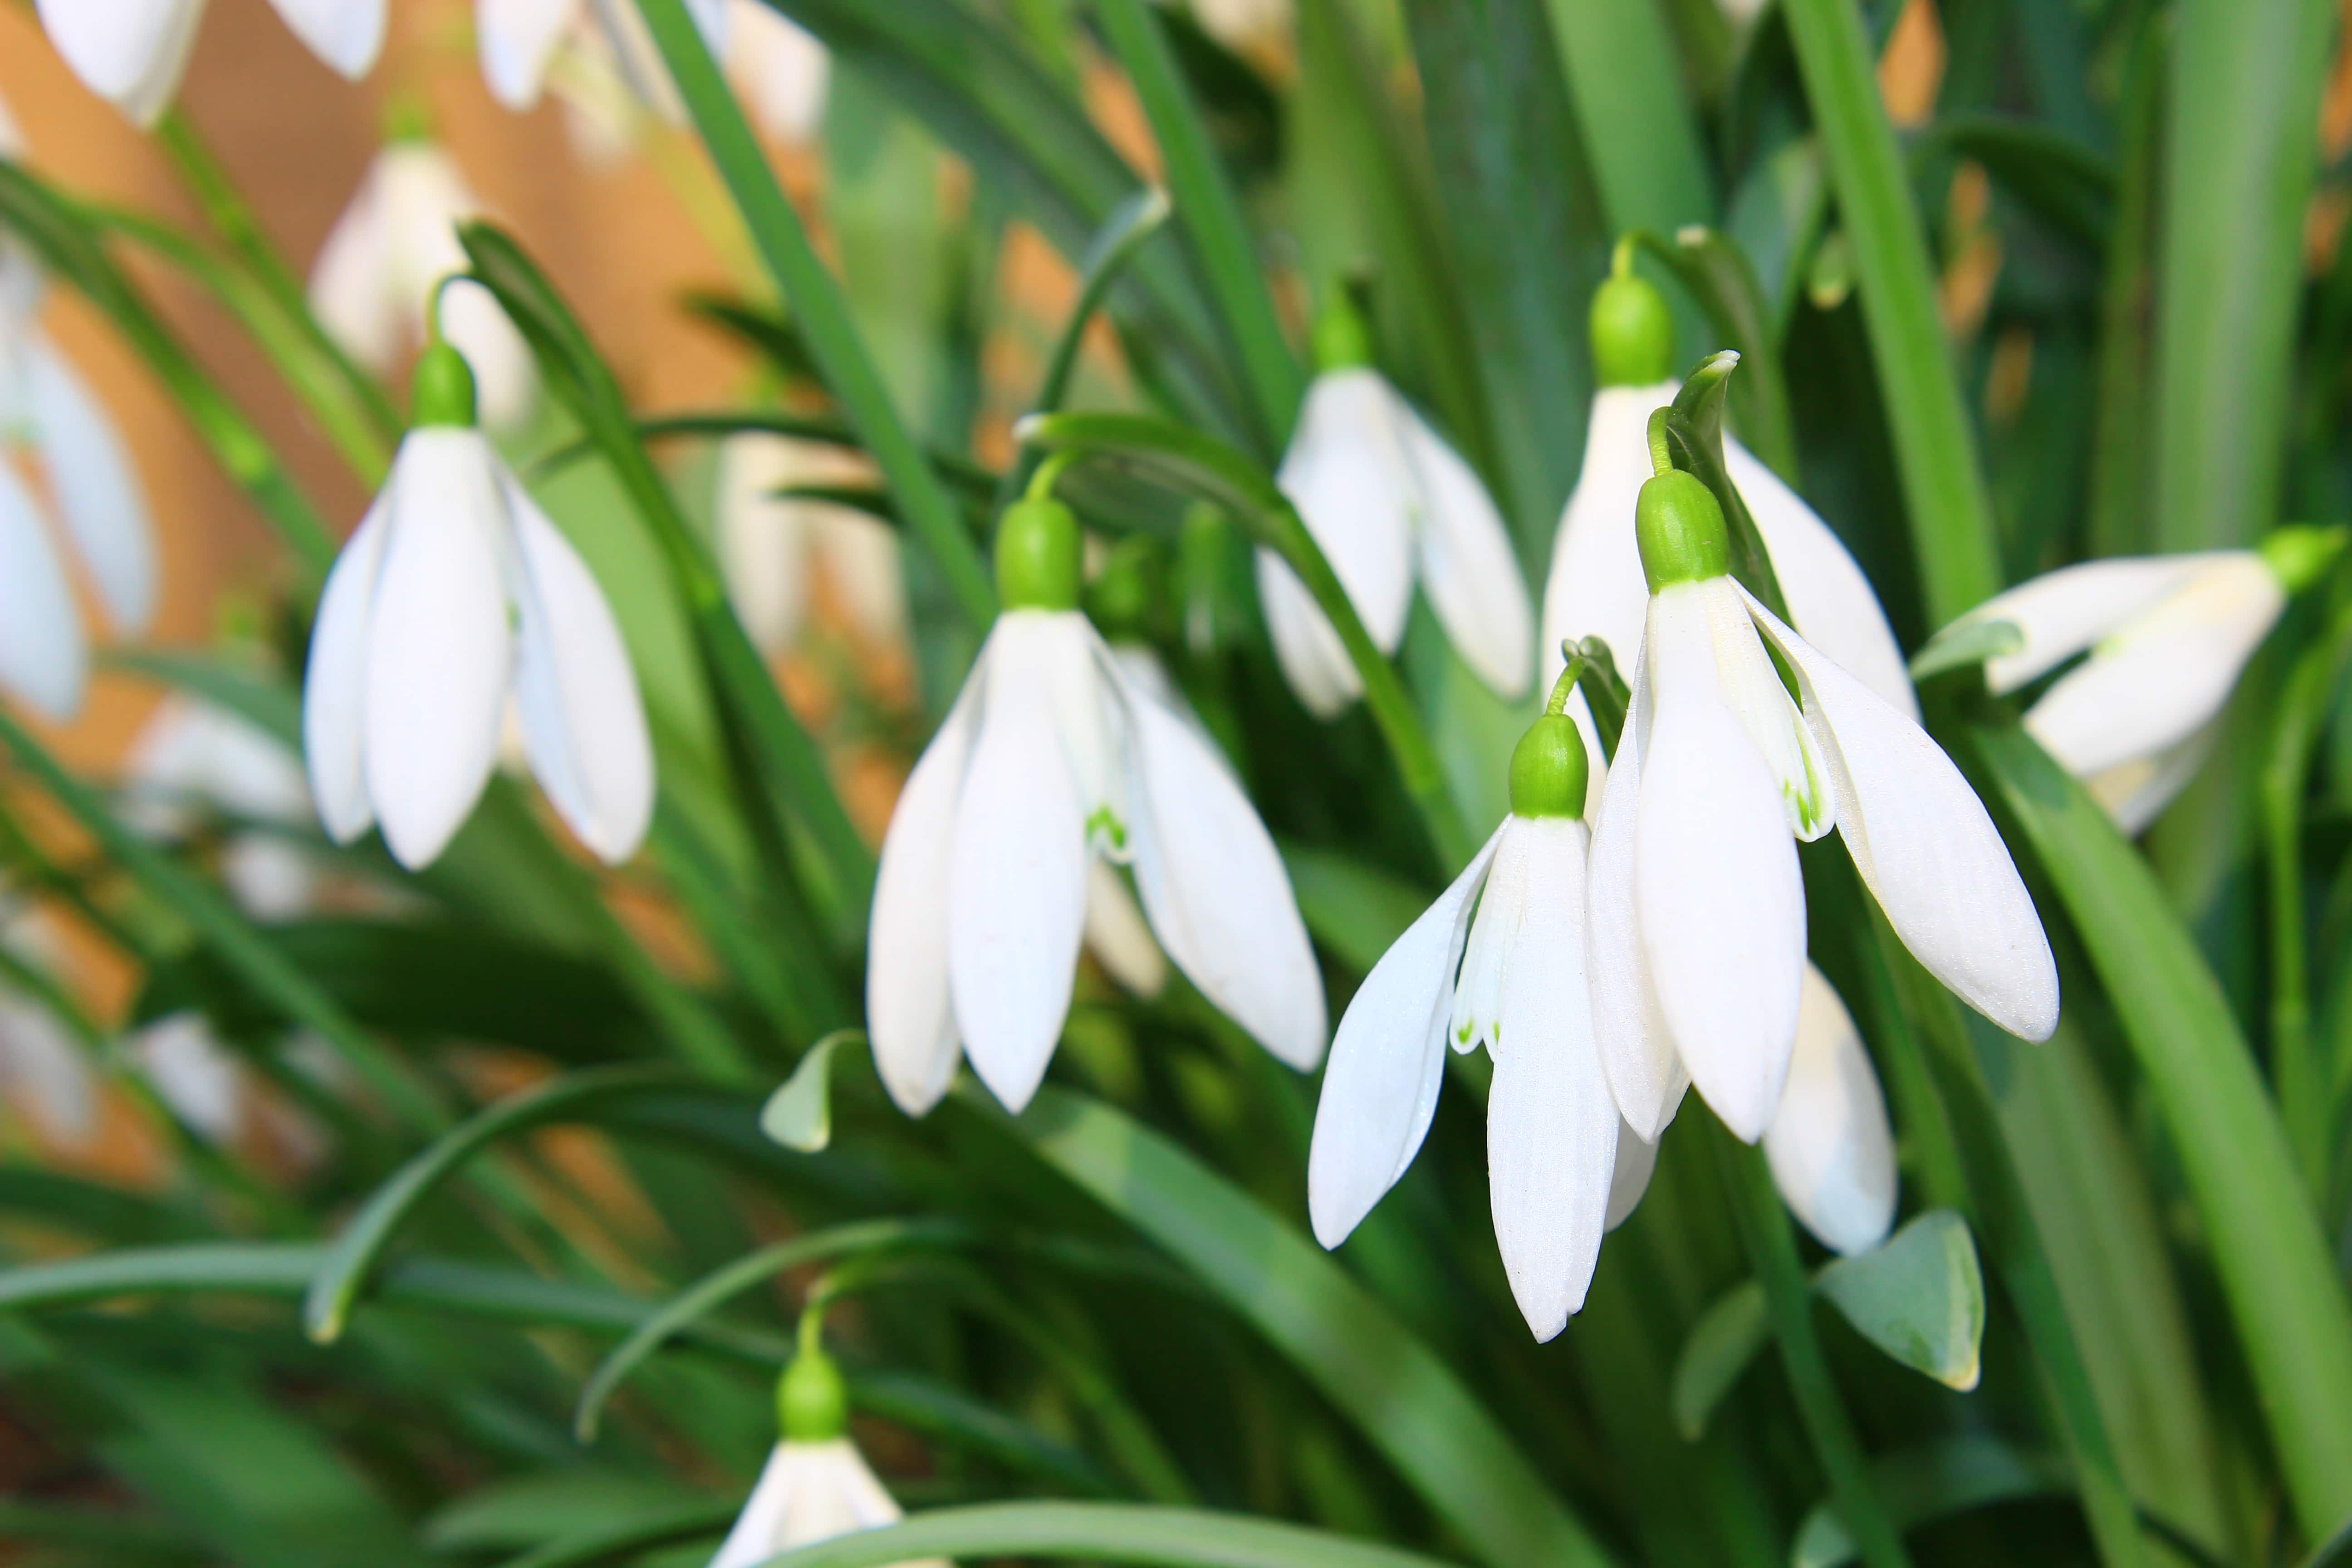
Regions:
[[477, 0, 728, 116], [1543, 265, 1913, 792], [1925, 530, 2340, 834], [1765, 965, 1897, 1257], [716, 433, 905, 655], [0, 105, 158, 721], [302, 342, 654, 872], [1588, 465, 2056, 1146], [1255, 299, 1532, 718], [1309, 688, 1648, 1339], [727, 0, 830, 144], [867, 490, 1325, 1116], [124, 694, 318, 921], [309, 136, 536, 431], [33, 0, 383, 125]]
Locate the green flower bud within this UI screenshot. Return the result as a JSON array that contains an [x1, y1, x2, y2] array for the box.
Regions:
[[2259, 524, 2349, 594], [1590, 272, 1675, 388], [996, 496, 1082, 611], [1509, 714, 1588, 819], [1310, 289, 1374, 372], [410, 342, 478, 429], [1636, 469, 1730, 592], [777, 1343, 848, 1443]]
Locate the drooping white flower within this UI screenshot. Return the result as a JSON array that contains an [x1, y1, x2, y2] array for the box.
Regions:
[[309, 137, 536, 430], [0, 103, 157, 720], [32, 0, 384, 125], [716, 433, 905, 655], [1309, 691, 1644, 1339], [131, 1010, 243, 1144], [1255, 299, 1532, 718], [867, 490, 1324, 1116], [123, 694, 318, 920], [727, 0, 829, 144], [477, 0, 729, 117], [1765, 965, 1897, 1257], [303, 342, 654, 872], [1588, 464, 2057, 1147], [1923, 531, 2341, 834]]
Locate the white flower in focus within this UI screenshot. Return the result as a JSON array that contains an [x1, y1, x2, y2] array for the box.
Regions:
[[728, 0, 830, 144], [1256, 300, 1532, 718], [867, 492, 1325, 1116], [303, 343, 654, 871], [716, 433, 905, 655], [32, 0, 385, 124], [1588, 466, 2056, 1147], [0, 102, 158, 720], [309, 138, 536, 430], [1766, 965, 1897, 1257], [1926, 532, 2340, 834], [124, 695, 318, 920], [1309, 694, 1644, 1339]]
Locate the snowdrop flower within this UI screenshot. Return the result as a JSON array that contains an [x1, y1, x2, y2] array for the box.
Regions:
[[1256, 294, 1532, 718], [303, 339, 654, 871], [478, 0, 727, 116], [711, 1328, 946, 1568], [1589, 454, 2058, 1147], [716, 433, 905, 655], [124, 694, 318, 920], [131, 1011, 243, 1143], [867, 480, 1324, 1116], [1767, 965, 1896, 1257], [1543, 255, 1913, 790], [309, 130, 536, 430], [1921, 529, 2344, 834], [1310, 670, 1648, 1338], [0, 909, 98, 1149], [32, 0, 383, 125], [1166, 0, 1292, 51], [0, 104, 157, 720], [727, 0, 830, 144]]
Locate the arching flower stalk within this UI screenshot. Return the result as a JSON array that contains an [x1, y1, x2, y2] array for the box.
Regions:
[[1256, 292, 1533, 718], [1922, 528, 2347, 833], [33, 0, 383, 125], [303, 336, 654, 872], [866, 467, 1324, 1116], [1589, 442, 2058, 1148]]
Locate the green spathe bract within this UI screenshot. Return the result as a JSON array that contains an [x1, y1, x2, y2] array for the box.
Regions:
[[995, 496, 1082, 612], [409, 341, 477, 429], [1637, 469, 1731, 591], [1311, 288, 1375, 372], [779, 1341, 850, 1443], [1590, 272, 1674, 388], [1509, 715, 1588, 819]]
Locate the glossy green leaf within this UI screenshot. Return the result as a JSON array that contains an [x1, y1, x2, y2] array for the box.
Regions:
[[1626, 227, 1796, 479], [735, 1502, 1466, 1568], [1816, 1210, 1984, 1392], [1669, 1279, 1767, 1441]]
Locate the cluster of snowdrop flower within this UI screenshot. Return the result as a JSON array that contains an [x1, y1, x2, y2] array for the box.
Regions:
[[866, 464, 1324, 1116], [33, 0, 384, 124], [0, 95, 160, 722]]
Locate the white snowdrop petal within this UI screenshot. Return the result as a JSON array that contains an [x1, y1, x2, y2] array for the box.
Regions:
[[361, 431, 513, 871], [307, 165, 401, 373], [708, 1442, 805, 1568], [867, 657, 985, 1117], [478, 0, 578, 109], [1603, 1119, 1657, 1232], [1280, 370, 1416, 655], [1486, 817, 1616, 1340], [1728, 439, 1916, 717], [1307, 825, 1505, 1249], [715, 433, 811, 654], [441, 277, 537, 430], [0, 461, 88, 720], [1254, 548, 1361, 718], [1700, 576, 1833, 840], [1765, 966, 1897, 1256], [1083, 859, 1167, 999], [1746, 591, 2060, 1043], [137, 1012, 242, 1143], [1117, 639, 1327, 1068], [1636, 584, 1806, 1143], [500, 468, 654, 863], [948, 617, 1088, 1113], [1448, 839, 1516, 1058], [26, 337, 156, 632], [35, 0, 203, 124], [2023, 554, 2283, 780], [1399, 400, 1533, 701], [1585, 636, 1688, 1142], [0, 983, 98, 1147], [2086, 719, 2220, 837], [266, 0, 386, 77], [809, 507, 907, 647], [1539, 383, 1672, 696], [304, 494, 390, 844], [1958, 554, 2215, 693], [731, 0, 831, 143]]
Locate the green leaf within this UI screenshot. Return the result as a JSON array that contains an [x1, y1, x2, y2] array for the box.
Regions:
[[1971, 720, 2352, 1534], [489, 1501, 740, 1568], [1660, 354, 1790, 622], [1790, 1437, 2071, 1568], [1779, 0, 2003, 622], [1277, 845, 1428, 975], [422, 1472, 712, 1552], [734, 1500, 1483, 1568], [2086, 18, 2164, 559], [1906, 617, 2024, 682], [1815, 1210, 1984, 1392], [1913, 115, 2112, 253], [999, 1087, 1617, 1568], [1669, 1279, 1767, 1442], [1627, 227, 1797, 479], [757, 1029, 862, 1152]]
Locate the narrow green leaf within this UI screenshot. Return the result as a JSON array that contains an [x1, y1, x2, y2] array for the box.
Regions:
[[2087, 16, 2165, 559], [1277, 844, 1428, 975], [1542, 0, 1714, 255], [1907, 617, 2024, 682], [1000, 1087, 1616, 1568], [1791, 1437, 2072, 1568], [1973, 720, 2352, 1535], [1626, 227, 1797, 479], [1669, 1279, 1768, 1441], [1815, 1210, 1984, 1392], [1779, 0, 2004, 621], [737, 1501, 1467, 1568], [491, 1502, 741, 1568], [1662, 353, 1790, 624]]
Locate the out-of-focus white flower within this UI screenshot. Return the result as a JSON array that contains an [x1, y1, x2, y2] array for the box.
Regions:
[[131, 1010, 243, 1143], [1765, 966, 1897, 1257], [867, 492, 1324, 1116], [32, 0, 384, 125], [309, 138, 536, 430], [478, 0, 728, 119], [1256, 298, 1532, 718], [0, 910, 98, 1149], [716, 434, 905, 655], [727, 0, 829, 144], [1310, 696, 1640, 1339], [123, 694, 317, 920], [1925, 530, 2343, 834], [303, 343, 653, 871], [1588, 466, 2056, 1147], [1167, 0, 1292, 52], [0, 101, 157, 720]]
